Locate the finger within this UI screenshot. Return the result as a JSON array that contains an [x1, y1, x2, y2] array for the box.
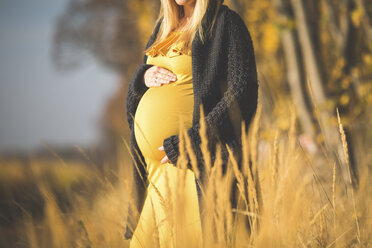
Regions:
[[153, 65, 176, 78], [154, 72, 176, 83], [158, 146, 164, 151], [150, 82, 162, 87], [154, 77, 172, 85], [157, 68, 177, 81], [149, 66, 160, 77], [152, 65, 161, 72], [161, 155, 169, 164]]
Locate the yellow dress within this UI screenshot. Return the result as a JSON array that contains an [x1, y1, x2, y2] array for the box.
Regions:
[[130, 31, 203, 248]]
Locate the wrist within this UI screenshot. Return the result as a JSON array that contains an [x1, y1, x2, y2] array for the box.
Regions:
[[143, 65, 153, 88], [163, 135, 180, 165]]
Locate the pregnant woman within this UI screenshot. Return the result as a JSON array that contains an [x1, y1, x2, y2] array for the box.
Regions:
[[125, 0, 258, 247]]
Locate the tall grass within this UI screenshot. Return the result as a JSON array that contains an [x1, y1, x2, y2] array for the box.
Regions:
[[1, 104, 371, 247]]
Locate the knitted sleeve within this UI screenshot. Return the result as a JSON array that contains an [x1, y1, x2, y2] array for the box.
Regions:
[[162, 10, 258, 168]]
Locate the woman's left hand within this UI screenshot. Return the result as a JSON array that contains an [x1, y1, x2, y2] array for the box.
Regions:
[[158, 146, 170, 164]]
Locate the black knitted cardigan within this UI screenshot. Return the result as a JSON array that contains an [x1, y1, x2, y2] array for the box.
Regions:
[[124, 4, 258, 240]]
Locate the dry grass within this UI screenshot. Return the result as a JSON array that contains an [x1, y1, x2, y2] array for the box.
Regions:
[[0, 105, 371, 248]]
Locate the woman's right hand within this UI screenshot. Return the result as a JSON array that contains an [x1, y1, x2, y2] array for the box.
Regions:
[[144, 66, 177, 87]]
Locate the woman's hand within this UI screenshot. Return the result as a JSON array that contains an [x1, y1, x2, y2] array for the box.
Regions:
[[158, 146, 171, 164], [144, 66, 177, 87]]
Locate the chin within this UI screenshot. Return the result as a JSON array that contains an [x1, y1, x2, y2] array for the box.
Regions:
[[175, 0, 195, 6]]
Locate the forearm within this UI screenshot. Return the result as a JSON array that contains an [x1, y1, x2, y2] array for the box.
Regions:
[[162, 10, 258, 172]]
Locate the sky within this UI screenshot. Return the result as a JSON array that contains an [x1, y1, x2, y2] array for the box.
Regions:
[[0, 0, 118, 153]]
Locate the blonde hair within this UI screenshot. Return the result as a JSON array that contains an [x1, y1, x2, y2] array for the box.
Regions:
[[145, 0, 223, 54]]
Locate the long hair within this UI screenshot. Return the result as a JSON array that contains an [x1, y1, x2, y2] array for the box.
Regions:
[[144, 0, 224, 54]]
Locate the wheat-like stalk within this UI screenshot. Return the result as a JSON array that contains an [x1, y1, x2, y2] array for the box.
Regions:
[[227, 144, 248, 211], [332, 161, 337, 239], [182, 119, 199, 179], [249, 104, 261, 179], [271, 130, 280, 188], [11, 96, 371, 248], [336, 108, 361, 244], [199, 104, 212, 176]]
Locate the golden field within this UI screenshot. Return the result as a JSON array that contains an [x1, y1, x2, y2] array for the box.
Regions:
[[1, 0, 372, 247], [0, 105, 370, 248]]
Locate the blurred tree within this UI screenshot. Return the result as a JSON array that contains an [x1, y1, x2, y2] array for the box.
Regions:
[[227, 0, 372, 186], [53, 0, 160, 165], [53, 0, 160, 75]]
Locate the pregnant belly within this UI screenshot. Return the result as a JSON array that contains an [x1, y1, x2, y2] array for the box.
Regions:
[[134, 83, 194, 162]]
